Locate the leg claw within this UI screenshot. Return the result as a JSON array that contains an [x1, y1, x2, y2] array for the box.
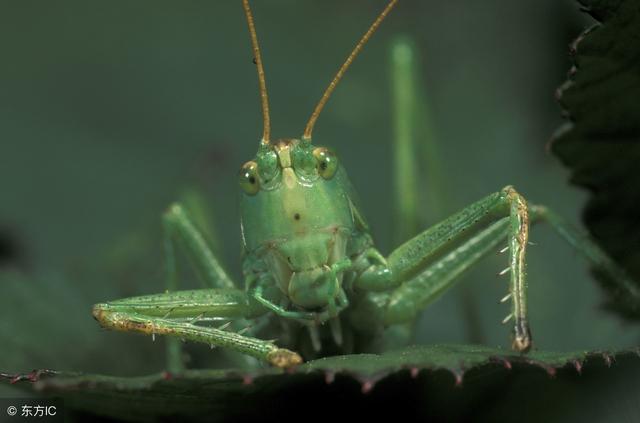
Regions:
[[267, 348, 303, 368]]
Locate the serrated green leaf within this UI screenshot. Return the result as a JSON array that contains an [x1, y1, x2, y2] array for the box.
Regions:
[[551, 0, 640, 319], [2, 344, 635, 422]]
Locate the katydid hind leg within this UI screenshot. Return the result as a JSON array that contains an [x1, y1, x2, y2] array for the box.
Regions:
[[390, 36, 483, 344], [390, 36, 448, 238], [390, 36, 420, 244]]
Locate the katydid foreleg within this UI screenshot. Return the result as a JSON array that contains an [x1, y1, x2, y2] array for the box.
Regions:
[[91, 288, 303, 368], [354, 186, 533, 351], [92, 203, 303, 368], [379, 203, 640, 349], [353, 193, 639, 353]]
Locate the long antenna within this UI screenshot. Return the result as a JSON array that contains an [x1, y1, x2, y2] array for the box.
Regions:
[[242, 0, 271, 145], [302, 0, 399, 141]]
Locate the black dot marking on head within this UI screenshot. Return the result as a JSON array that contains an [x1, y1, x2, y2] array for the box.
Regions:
[[320, 162, 328, 171], [294, 213, 301, 221], [249, 176, 256, 184]]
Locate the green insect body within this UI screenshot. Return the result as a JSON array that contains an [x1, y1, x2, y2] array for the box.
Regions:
[[92, 0, 636, 369]]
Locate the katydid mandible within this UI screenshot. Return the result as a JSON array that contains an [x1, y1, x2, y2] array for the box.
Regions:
[[92, 0, 635, 369]]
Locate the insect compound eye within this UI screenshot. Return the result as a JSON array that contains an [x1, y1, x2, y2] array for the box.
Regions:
[[239, 161, 260, 195], [313, 147, 338, 179]]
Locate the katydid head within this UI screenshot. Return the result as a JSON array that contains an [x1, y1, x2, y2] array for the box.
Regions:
[[238, 0, 397, 312], [239, 139, 353, 310]]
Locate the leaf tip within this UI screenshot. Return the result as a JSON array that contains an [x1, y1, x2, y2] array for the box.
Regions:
[[452, 370, 464, 387], [409, 367, 420, 379], [361, 379, 375, 394], [490, 356, 512, 370], [602, 352, 614, 368], [324, 371, 335, 384], [572, 360, 583, 375]]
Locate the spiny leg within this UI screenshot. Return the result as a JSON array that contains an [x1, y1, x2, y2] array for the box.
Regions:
[[380, 204, 640, 349], [98, 202, 302, 369], [354, 192, 638, 352], [355, 186, 533, 351], [381, 218, 514, 340], [92, 289, 302, 368]]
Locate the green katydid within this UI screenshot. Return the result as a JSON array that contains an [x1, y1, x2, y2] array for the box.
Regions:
[[92, 0, 636, 369]]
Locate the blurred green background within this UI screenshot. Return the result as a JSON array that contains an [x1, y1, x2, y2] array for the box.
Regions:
[[1, 0, 638, 385]]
